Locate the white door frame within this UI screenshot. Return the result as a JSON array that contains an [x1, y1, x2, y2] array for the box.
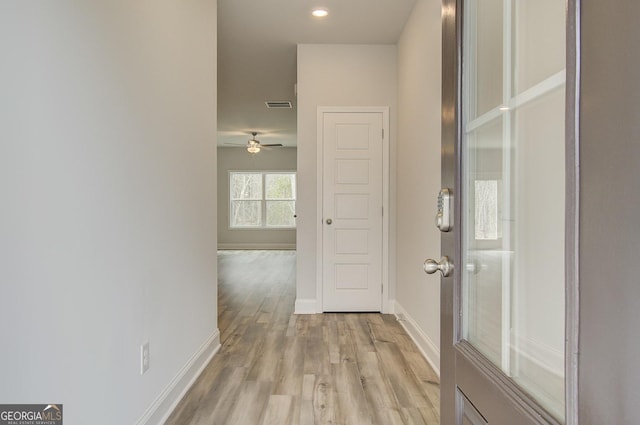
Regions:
[[315, 106, 390, 313]]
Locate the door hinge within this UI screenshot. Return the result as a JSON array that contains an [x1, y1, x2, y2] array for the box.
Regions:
[[382, 128, 384, 140], [382, 206, 384, 216], [381, 283, 384, 294]]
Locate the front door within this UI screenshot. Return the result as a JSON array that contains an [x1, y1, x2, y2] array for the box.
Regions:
[[320, 109, 385, 312], [436, 0, 576, 423]]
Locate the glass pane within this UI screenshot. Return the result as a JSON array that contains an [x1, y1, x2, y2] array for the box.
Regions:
[[265, 173, 296, 200], [513, 0, 566, 94], [466, 0, 503, 119], [266, 201, 295, 227], [230, 173, 262, 200], [462, 0, 565, 421], [230, 200, 261, 227], [463, 117, 507, 368], [511, 86, 565, 418]]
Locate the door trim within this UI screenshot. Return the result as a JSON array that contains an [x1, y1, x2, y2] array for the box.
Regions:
[[315, 106, 390, 313], [455, 341, 562, 425], [440, 2, 462, 423], [564, 0, 580, 423]]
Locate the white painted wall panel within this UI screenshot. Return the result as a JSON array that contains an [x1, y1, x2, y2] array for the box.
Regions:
[[217, 147, 297, 249], [296, 44, 398, 309], [396, 0, 443, 366], [0, 2, 218, 423]]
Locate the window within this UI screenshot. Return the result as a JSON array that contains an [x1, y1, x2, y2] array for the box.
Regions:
[[474, 179, 499, 240], [230, 172, 296, 228]]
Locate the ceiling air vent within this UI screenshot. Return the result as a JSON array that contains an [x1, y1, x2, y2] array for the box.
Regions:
[[265, 100, 293, 109]]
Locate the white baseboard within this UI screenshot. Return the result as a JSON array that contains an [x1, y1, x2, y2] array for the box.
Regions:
[[394, 302, 440, 377], [135, 329, 221, 425], [217, 243, 296, 250], [294, 298, 318, 314]]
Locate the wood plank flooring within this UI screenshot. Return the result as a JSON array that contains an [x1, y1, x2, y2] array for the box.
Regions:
[[164, 250, 440, 425]]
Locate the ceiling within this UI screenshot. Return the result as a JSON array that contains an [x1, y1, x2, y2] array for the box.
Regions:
[[217, 0, 417, 147]]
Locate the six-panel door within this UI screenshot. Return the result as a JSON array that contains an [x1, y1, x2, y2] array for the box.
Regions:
[[321, 111, 384, 312]]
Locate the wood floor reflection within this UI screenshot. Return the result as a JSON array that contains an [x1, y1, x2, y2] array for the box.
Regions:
[[164, 250, 440, 425]]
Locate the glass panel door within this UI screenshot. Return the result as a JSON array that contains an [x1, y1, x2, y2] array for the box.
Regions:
[[461, 0, 566, 421]]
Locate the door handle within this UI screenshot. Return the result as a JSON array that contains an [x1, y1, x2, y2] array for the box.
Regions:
[[423, 256, 453, 277], [326, 218, 333, 225]]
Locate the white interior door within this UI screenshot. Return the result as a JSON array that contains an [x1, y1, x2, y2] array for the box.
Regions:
[[320, 111, 384, 312]]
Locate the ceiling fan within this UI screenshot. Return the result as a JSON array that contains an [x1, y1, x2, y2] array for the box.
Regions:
[[225, 132, 283, 154]]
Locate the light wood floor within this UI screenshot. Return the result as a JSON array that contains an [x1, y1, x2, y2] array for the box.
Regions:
[[165, 250, 440, 425]]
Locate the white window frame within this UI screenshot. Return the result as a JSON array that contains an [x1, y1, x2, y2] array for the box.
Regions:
[[229, 171, 297, 229]]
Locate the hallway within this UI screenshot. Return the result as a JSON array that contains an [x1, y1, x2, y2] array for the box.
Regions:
[[165, 250, 440, 424]]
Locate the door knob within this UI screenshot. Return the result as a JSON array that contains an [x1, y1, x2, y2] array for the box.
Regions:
[[326, 218, 333, 225], [423, 256, 453, 277]]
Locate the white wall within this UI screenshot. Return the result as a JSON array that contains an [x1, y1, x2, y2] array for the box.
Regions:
[[296, 44, 398, 313], [218, 147, 297, 249], [0, 2, 218, 424], [395, 0, 443, 372]]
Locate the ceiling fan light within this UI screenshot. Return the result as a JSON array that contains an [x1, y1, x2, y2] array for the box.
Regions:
[[247, 145, 261, 154]]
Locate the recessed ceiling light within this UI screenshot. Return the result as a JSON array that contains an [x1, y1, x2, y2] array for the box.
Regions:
[[312, 8, 329, 18]]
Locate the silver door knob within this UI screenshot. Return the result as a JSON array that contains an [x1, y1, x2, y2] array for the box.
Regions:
[[326, 218, 333, 225], [423, 256, 453, 277]]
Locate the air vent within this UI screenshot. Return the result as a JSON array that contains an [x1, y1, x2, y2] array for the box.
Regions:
[[265, 100, 293, 109]]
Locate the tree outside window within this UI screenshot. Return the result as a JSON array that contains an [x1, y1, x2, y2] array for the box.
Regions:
[[230, 172, 296, 228]]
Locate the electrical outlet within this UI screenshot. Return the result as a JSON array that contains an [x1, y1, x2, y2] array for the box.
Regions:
[[141, 342, 150, 375]]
